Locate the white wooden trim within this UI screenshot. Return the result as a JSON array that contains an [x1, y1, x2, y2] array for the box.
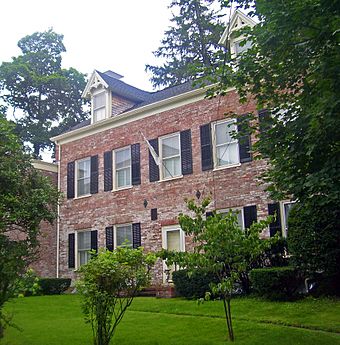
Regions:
[[32, 160, 58, 173]]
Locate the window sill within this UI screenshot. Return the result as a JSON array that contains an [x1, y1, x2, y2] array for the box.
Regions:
[[112, 185, 133, 192], [74, 194, 92, 200], [213, 163, 241, 172], [160, 175, 183, 183]]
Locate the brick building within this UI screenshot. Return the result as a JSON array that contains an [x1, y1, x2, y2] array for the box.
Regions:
[[31, 160, 58, 277], [49, 11, 291, 285]]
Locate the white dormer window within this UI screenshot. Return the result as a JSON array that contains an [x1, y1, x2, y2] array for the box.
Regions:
[[234, 39, 252, 56], [93, 91, 107, 123]]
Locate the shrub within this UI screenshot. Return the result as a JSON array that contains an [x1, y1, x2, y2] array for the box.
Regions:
[[287, 202, 340, 297], [39, 278, 71, 295], [172, 269, 219, 299], [250, 266, 301, 300], [14, 269, 41, 297]]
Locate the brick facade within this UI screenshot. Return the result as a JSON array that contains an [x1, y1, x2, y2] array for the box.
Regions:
[[55, 88, 273, 285], [31, 162, 58, 277]]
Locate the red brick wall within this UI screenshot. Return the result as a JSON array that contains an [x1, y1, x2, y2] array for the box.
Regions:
[[58, 91, 272, 284], [30, 169, 58, 278], [112, 94, 135, 116]]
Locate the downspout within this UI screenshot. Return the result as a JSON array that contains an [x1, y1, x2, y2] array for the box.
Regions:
[[56, 143, 61, 278]]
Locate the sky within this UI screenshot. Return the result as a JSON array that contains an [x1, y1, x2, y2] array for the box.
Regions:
[[0, 0, 174, 91]]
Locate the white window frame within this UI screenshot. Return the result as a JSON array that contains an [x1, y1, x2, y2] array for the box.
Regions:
[[76, 230, 92, 269], [212, 119, 240, 170], [280, 201, 295, 237], [159, 132, 182, 181], [91, 89, 111, 124], [113, 146, 132, 191], [75, 157, 91, 198], [218, 207, 244, 230], [161, 226, 185, 283], [114, 223, 133, 249]]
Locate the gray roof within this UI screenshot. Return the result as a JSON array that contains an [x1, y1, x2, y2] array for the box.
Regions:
[[64, 72, 202, 134]]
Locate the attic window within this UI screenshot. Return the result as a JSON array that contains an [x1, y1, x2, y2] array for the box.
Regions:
[[234, 39, 252, 56], [93, 92, 106, 122]]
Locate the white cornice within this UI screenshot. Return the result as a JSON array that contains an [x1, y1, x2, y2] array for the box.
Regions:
[[32, 160, 58, 173], [51, 85, 235, 146]]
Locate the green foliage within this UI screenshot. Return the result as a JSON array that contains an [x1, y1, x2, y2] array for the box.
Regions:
[[250, 267, 301, 301], [39, 278, 71, 295], [77, 248, 156, 345], [0, 29, 88, 157], [216, 0, 340, 209], [172, 268, 219, 299], [146, 0, 225, 88], [14, 269, 41, 297], [161, 197, 275, 341], [0, 115, 59, 338], [287, 202, 340, 294]]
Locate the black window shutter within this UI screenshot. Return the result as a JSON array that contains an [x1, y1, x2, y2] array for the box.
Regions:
[[268, 203, 282, 237], [104, 151, 113, 191], [148, 139, 159, 182], [67, 161, 75, 199], [151, 208, 158, 221], [68, 233, 75, 268], [237, 117, 252, 163], [131, 143, 141, 185], [90, 155, 99, 194], [200, 124, 213, 171], [91, 230, 98, 253], [105, 226, 114, 251], [243, 205, 257, 229], [180, 129, 193, 175], [258, 109, 271, 133], [132, 223, 141, 249]]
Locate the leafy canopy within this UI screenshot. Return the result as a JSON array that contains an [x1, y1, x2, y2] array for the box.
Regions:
[[146, 0, 226, 88], [0, 29, 89, 158], [0, 115, 59, 337]]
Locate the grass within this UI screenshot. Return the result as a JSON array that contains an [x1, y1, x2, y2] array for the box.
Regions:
[[2, 295, 340, 345]]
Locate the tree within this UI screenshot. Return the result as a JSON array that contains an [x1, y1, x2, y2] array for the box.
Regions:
[[0, 115, 59, 337], [217, 1, 340, 280], [146, 0, 225, 88], [77, 247, 156, 345], [160, 197, 274, 342], [0, 29, 88, 158]]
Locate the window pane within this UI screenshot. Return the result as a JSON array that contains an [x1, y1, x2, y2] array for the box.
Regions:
[[77, 177, 90, 196], [116, 225, 132, 247], [284, 203, 294, 230], [78, 160, 90, 179], [94, 108, 106, 122], [116, 167, 131, 188], [115, 148, 131, 170], [167, 230, 180, 251], [235, 40, 252, 55], [216, 122, 236, 145], [93, 93, 105, 108], [217, 142, 239, 166], [163, 156, 181, 178], [162, 135, 179, 158], [220, 210, 243, 229], [78, 231, 91, 250]]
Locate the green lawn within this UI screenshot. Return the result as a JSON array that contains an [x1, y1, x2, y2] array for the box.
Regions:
[[2, 295, 340, 345]]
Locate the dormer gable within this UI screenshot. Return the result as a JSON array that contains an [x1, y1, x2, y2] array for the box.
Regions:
[[219, 10, 257, 58]]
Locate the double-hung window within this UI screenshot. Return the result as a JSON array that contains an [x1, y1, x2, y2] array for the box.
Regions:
[[219, 208, 244, 230], [114, 146, 131, 189], [160, 133, 181, 179], [77, 231, 91, 266], [115, 224, 133, 248], [76, 158, 91, 197], [282, 202, 294, 237], [93, 92, 106, 122], [214, 119, 239, 168], [234, 39, 252, 56]]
